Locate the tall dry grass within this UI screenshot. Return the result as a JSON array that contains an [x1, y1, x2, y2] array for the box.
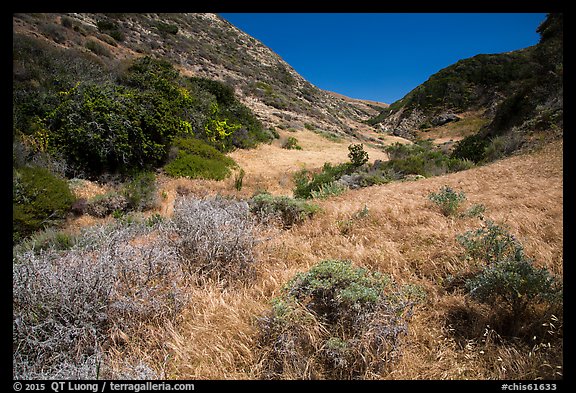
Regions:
[[53, 137, 562, 380], [143, 140, 562, 380]]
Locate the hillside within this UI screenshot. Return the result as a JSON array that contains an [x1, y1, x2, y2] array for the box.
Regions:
[[368, 13, 563, 158], [13, 13, 381, 138]]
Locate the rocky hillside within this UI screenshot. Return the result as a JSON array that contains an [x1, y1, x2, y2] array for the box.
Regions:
[[13, 13, 380, 138], [368, 13, 563, 150]]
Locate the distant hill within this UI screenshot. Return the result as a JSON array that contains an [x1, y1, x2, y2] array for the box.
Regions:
[[367, 13, 563, 157]]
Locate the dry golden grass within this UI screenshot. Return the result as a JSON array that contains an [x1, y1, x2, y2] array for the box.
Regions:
[[227, 128, 399, 196], [111, 139, 561, 380], [69, 135, 561, 380]]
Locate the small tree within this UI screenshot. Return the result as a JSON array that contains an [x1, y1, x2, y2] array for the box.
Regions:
[[348, 143, 369, 167]]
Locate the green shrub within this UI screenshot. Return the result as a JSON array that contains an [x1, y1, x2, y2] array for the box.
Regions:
[[85, 192, 129, 218], [461, 203, 486, 219], [384, 141, 472, 178], [456, 220, 525, 266], [122, 171, 158, 212], [451, 134, 489, 163], [13, 166, 75, 243], [455, 220, 562, 337], [249, 192, 319, 228], [234, 169, 245, 191], [14, 50, 268, 178], [85, 39, 111, 57], [465, 258, 562, 323], [347, 143, 369, 167], [163, 137, 236, 180], [13, 227, 76, 255], [164, 154, 233, 180], [293, 162, 353, 199], [428, 185, 467, 216], [257, 260, 421, 379], [282, 136, 302, 150], [309, 181, 347, 199], [155, 21, 178, 36]]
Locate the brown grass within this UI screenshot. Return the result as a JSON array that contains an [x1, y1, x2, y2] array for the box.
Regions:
[[69, 136, 562, 380]]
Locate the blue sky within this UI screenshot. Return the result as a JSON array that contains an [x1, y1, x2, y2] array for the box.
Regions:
[[219, 13, 547, 104]]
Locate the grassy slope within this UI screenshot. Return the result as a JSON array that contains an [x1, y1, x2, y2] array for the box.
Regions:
[[110, 138, 562, 379]]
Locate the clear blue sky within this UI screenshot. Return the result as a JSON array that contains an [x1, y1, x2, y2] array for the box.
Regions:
[[218, 13, 547, 104]]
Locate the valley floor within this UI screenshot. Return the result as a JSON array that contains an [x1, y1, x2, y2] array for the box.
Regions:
[[146, 139, 562, 379], [59, 133, 562, 380]]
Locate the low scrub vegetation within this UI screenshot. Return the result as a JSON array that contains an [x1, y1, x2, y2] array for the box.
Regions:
[[428, 185, 467, 216], [170, 197, 259, 281], [163, 137, 237, 180], [257, 259, 423, 379], [248, 192, 319, 228], [293, 141, 475, 200], [450, 220, 562, 338], [13, 195, 263, 379], [13, 166, 75, 244], [281, 136, 302, 150]]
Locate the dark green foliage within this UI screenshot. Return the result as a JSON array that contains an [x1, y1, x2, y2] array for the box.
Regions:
[[293, 162, 353, 199], [451, 134, 490, 163], [282, 136, 302, 150], [188, 77, 271, 151], [234, 169, 245, 191], [122, 171, 158, 211], [384, 141, 474, 177], [13, 36, 269, 178], [13, 166, 75, 243], [347, 143, 369, 167], [155, 21, 179, 36], [96, 19, 118, 32], [249, 192, 319, 228], [163, 137, 236, 180], [258, 260, 420, 379], [85, 40, 111, 57]]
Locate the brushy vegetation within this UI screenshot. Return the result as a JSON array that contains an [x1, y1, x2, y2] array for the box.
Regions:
[[292, 144, 368, 199], [248, 192, 319, 229], [13, 195, 263, 379], [257, 259, 424, 379], [13, 220, 185, 379], [13, 166, 75, 244], [163, 137, 237, 180], [13, 34, 270, 241], [347, 143, 369, 167], [170, 197, 259, 281], [293, 162, 353, 199], [281, 136, 302, 150], [13, 37, 269, 178], [293, 141, 475, 200], [452, 220, 562, 338], [428, 185, 467, 216], [384, 140, 475, 177]]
